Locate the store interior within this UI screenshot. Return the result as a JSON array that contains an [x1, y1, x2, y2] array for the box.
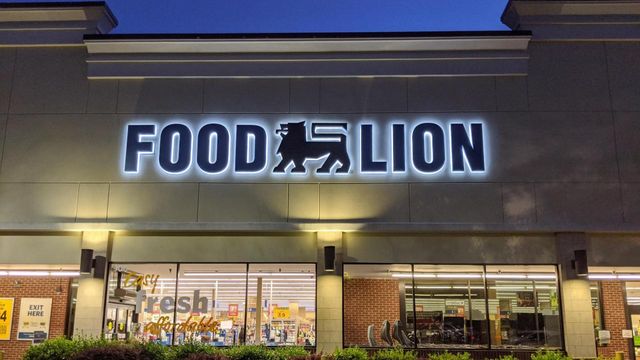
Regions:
[[343, 264, 561, 349], [105, 263, 316, 346]]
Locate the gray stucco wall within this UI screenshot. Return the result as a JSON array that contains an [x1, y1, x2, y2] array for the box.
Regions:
[[0, 41, 639, 265]]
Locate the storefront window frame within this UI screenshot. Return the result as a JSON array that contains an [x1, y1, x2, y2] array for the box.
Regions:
[[342, 262, 564, 351], [104, 261, 317, 348]]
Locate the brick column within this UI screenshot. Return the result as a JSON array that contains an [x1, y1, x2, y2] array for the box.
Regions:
[[343, 278, 400, 346], [597, 281, 631, 359]]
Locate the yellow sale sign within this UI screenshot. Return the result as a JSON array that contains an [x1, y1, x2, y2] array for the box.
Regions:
[[273, 307, 290, 320], [0, 298, 15, 341]]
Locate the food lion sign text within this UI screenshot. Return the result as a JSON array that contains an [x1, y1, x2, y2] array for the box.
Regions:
[[123, 119, 487, 179]]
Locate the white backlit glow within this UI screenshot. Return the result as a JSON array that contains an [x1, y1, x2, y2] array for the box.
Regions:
[[121, 118, 489, 179]]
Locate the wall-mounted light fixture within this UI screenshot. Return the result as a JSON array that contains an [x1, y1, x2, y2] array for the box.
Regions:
[[572, 249, 588, 277], [80, 248, 107, 279], [324, 245, 336, 272]]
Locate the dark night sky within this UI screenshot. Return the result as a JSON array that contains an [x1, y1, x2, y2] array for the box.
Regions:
[[8, 0, 511, 34]]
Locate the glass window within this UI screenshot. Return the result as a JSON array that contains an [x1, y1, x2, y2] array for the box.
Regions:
[[105, 263, 178, 344], [590, 282, 602, 338], [246, 264, 316, 346], [343, 264, 414, 348], [485, 265, 561, 349], [627, 282, 640, 306], [626, 281, 640, 357], [106, 263, 315, 347], [343, 264, 562, 350], [412, 265, 487, 349], [175, 264, 247, 346]]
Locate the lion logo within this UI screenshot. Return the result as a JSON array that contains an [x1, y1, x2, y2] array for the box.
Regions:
[[273, 121, 351, 174]]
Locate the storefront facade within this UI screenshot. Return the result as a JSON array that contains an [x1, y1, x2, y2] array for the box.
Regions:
[[1, 1, 640, 359]]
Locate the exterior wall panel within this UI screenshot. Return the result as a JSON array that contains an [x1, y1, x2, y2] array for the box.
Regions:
[[117, 79, 204, 114], [290, 78, 320, 113], [288, 183, 320, 220], [501, 183, 536, 224], [107, 183, 199, 222], [319, 183, 410, 222], [535, 182, 623, 226], [495, 76, 528, 111], [0, 183, 79, 223], [203, 78, 290, 113], [0, 48, 15, 114], [0, 114, 6, 172], [198, 183, 288, 222], [622, 183, 640, 224], [111, 233, 317, 263], [410, 183, 503, 223], [589, 235, 640, 266], [319, 78, 407, 113], [86, 79, 118, 114], [489, 111, 619, 183], [0, 234, 81, 264], [606, 43, 640, 112], [9, 47, 88, 114], [0, 114, 121, 182], [343, 234, 557, 264], [407, 77, 496, 111], [527, 42, 611, 111], [76, 183, 110, 222], [614, 112, 640, 182]]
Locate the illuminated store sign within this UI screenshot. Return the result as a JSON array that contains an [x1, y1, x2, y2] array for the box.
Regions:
[[123, 120, 486, 177]]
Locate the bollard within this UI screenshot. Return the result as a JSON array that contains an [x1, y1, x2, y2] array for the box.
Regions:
[[615, 351, 624, 360], [0, 349, 4, 360]]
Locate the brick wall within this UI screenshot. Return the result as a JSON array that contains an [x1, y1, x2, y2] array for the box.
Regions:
[[597, 281, 630, 359], [344, 278, 401, 346], [0, 277, 71, 360]]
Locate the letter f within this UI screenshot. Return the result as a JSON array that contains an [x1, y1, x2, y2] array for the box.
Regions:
[[124, 124, 156, 173]]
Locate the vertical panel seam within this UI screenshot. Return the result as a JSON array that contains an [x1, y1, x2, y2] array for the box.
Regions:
[[533, 182, 539, 224], [286, 183, 291, 222], [407, 183, 412, 222], [525, 73, 531, 111], [288, 78, 291, 113], [201, 79, 205, 113], [0, 115, 8, 175], [500, 182, 505, 224], [315, 78, 320, 113], [83, 78, 91, 115], [196, 182, 201, 222], [0, 49, 17, 175], [114, 80, 121, 114], [286, 183, 290, 222], [405, 77, 409, 112], [603, 43, 626, 223], [318, 79, 324, 113], [105, 182, 111, 223], [405, 77, 410, 112], [73, 183, 81, 222], [6, 48, 17, 114], [493, 76, 498, 112]]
